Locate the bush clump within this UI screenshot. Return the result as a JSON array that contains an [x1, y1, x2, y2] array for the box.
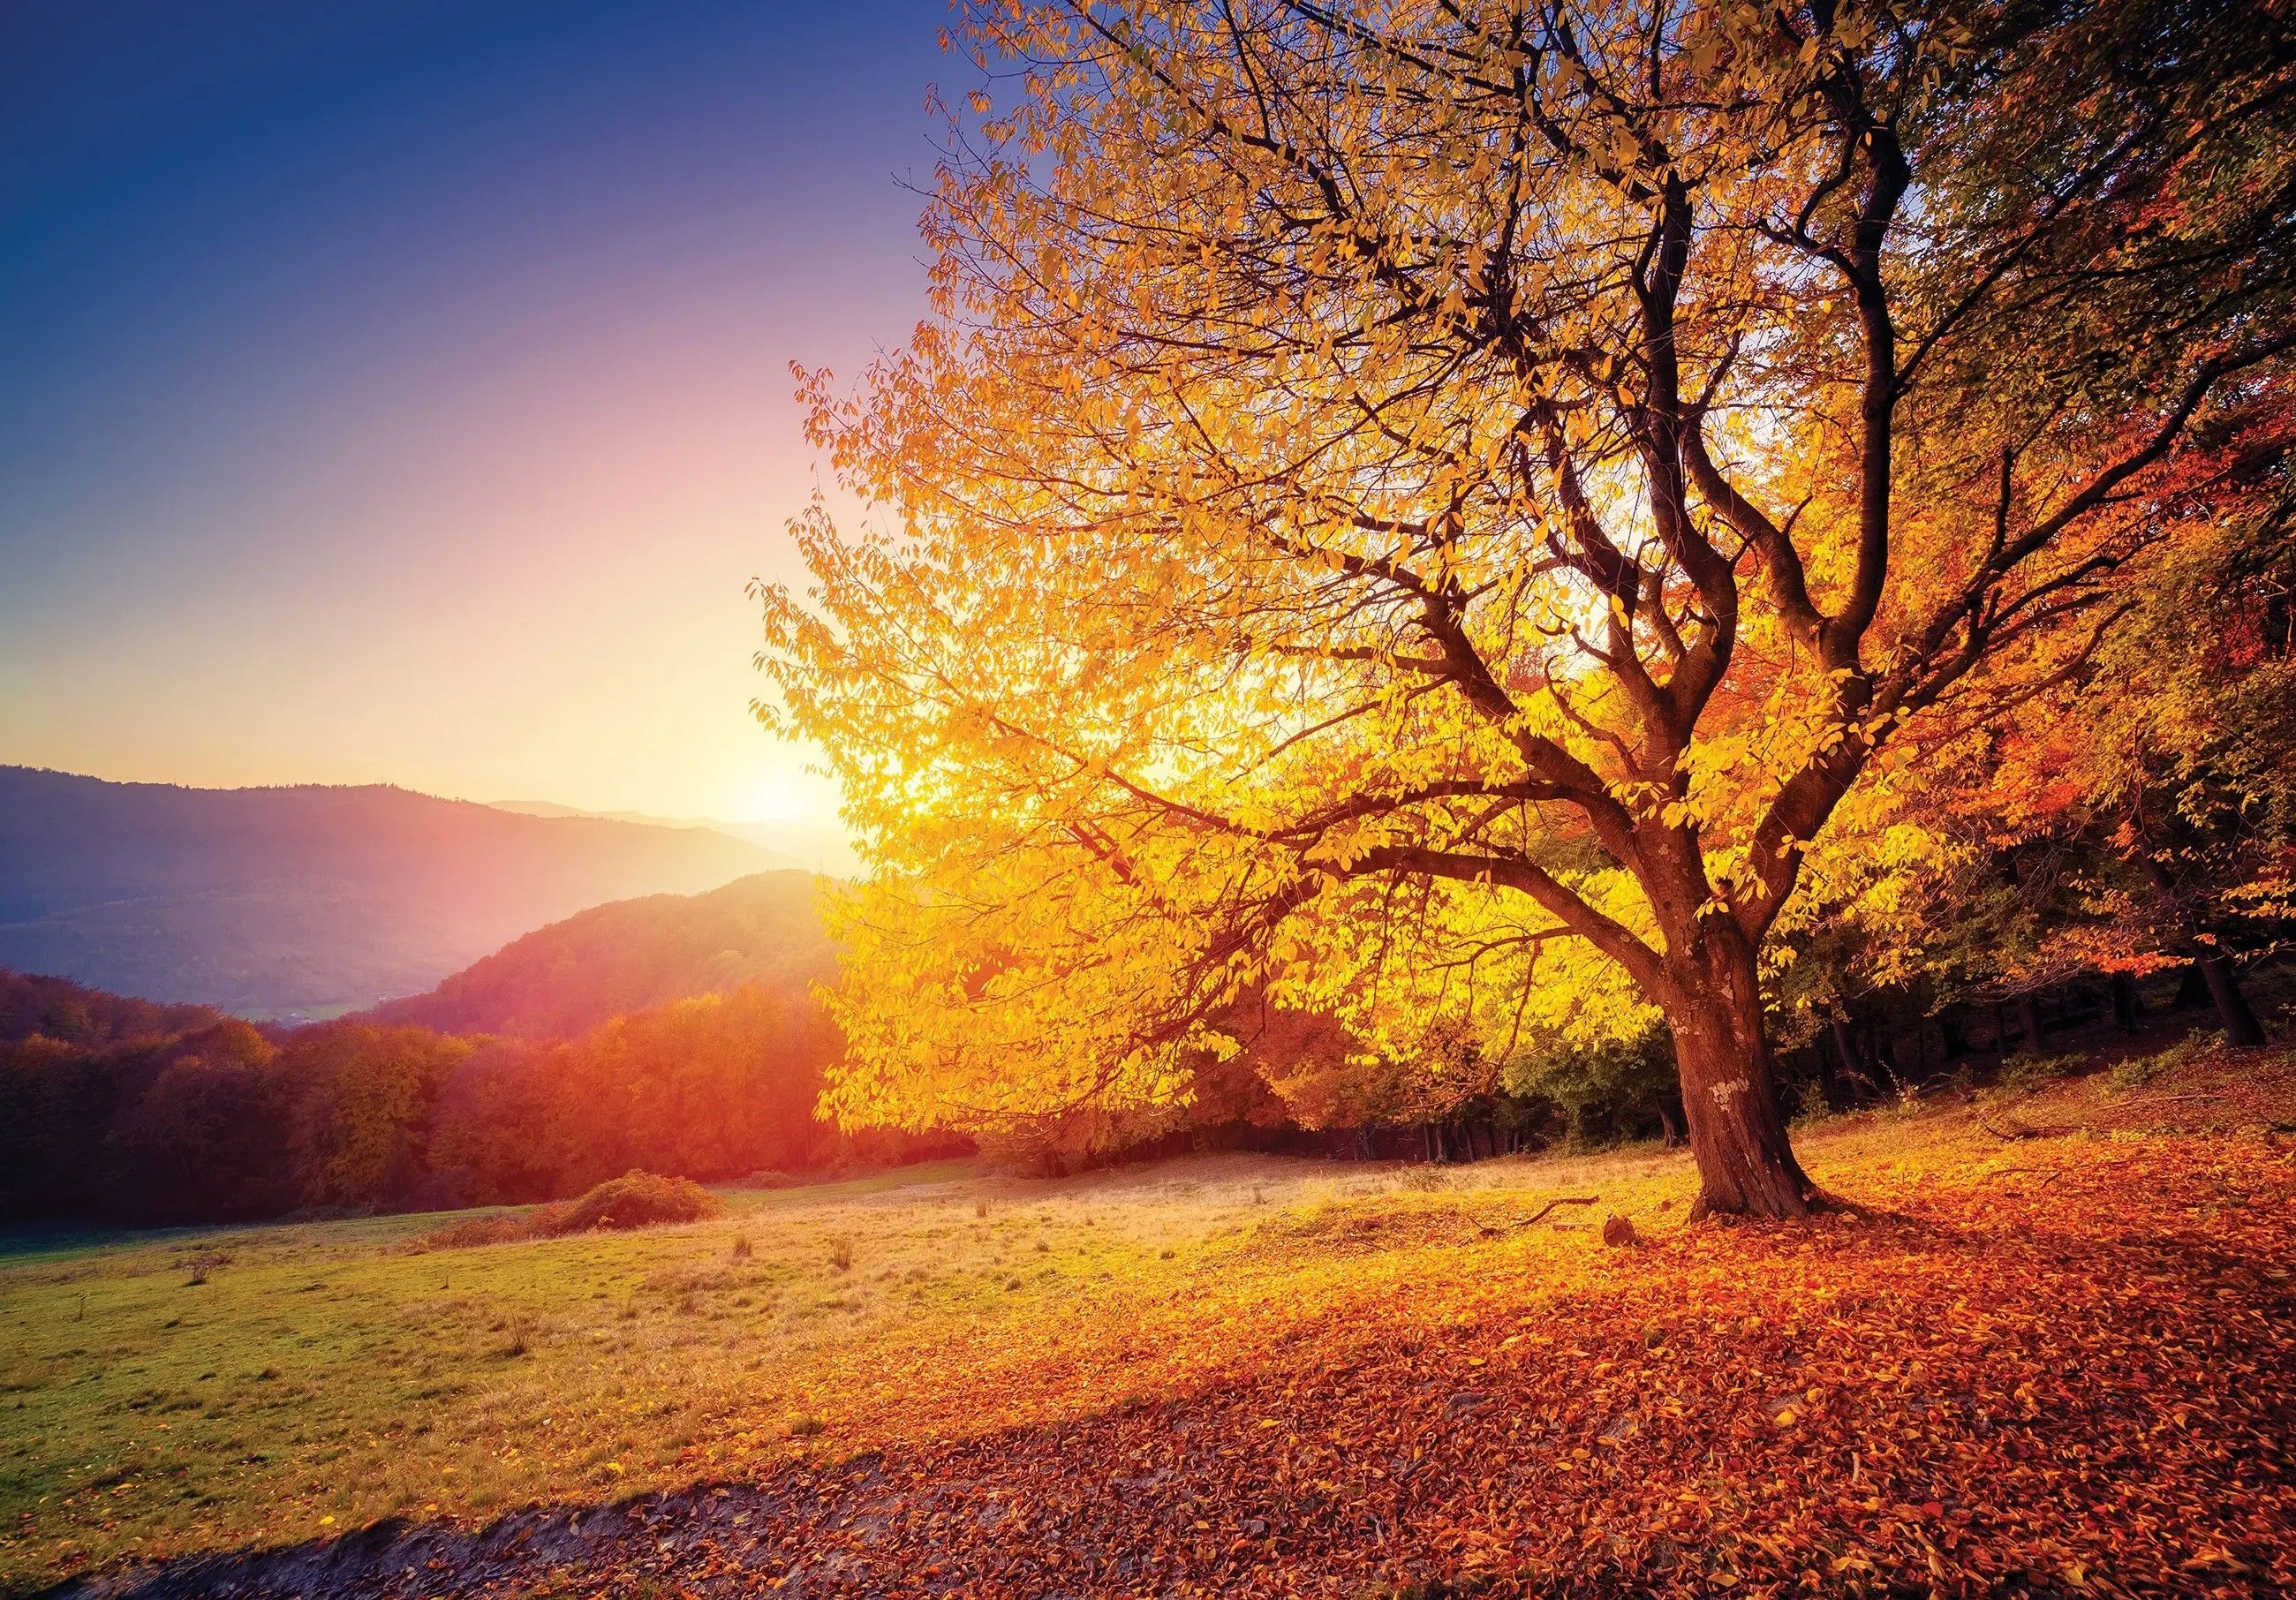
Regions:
[[2109, 1030, 2221, 1091], [553, 1171, 725, 1234], [1997, 1051, 2085, 1091], [414, 1171, 723, 1250]]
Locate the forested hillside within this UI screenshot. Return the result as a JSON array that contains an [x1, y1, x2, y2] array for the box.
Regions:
[[0, 767, 777, 1015], [370, 871, 835, 1038], [0, 872, 880, 1226], [0, 968, 884, 1225], [0, 970, 221, 1048]]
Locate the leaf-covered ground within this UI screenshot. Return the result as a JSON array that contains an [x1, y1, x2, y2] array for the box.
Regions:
[[26, 1052, 2296, 1598]]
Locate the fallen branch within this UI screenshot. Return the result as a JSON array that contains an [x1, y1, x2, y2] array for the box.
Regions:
[[1469, 1193, 1597, 1239], [1506, 1193, 1597, 1230], [1978, 1119, 2074, 1143]]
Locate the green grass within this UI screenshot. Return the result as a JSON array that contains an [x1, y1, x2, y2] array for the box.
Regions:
[[0, 1152, 1419, 1591]]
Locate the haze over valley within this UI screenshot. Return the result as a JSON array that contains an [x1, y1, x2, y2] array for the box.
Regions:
[[0, 766, 824, 1017]]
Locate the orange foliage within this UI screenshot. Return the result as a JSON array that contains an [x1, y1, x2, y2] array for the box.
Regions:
[[429, 985, 846, 1202]]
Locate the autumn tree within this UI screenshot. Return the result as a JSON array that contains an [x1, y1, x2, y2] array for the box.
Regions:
[[763, 0, 2296, 1215], [279, 1023, 473, 1209], [101, 1023, 290, 1224], [1886, 480, 2296, 1046]]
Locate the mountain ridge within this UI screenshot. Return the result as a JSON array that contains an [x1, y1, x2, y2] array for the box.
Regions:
[[0, 766, 784, 1014], [487, 799, 857, 875]]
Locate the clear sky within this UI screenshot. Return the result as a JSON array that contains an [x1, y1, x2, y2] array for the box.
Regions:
[[0, 0, 954, 831]]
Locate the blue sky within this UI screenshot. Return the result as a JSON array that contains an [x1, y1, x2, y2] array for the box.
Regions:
[[0, 0, 954, 826]]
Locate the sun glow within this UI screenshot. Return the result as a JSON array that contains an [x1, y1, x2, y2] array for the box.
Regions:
[[732, 766, 840, 826]]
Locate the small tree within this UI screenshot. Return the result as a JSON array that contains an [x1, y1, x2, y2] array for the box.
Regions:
[[765, 0, 2296, 1215]]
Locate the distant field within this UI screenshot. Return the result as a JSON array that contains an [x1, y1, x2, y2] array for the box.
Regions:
[[5, 1054, 2293, 1597]]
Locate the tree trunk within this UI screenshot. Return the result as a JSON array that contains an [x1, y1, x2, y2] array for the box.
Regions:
[[1663, 937, 1815, 1219], [1809, 1038, 1839, 1108], [1827, 1016, 1859, 1083], [2110, 974, 2142, 1032], [2195, 955, 2267, 1045], [1940, 1009, 1970, 1060], [2015, 994, 2048, 1054], [2129, 840, 2263, 1045]]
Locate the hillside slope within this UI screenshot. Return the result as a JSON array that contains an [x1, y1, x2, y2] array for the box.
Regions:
[[0, 969, 223, 1047], [369, 870, 836, 1038], [0, 768, 777, 1015]]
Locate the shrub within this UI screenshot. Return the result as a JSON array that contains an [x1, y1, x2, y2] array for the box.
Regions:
[[2110, 1030, 2222, 1091], [1792, 1080, 1832, 1126], [1998, 1052, 2084, 1091], [413, 1171, 721, 1250], [553, 1171, 724, 1235]]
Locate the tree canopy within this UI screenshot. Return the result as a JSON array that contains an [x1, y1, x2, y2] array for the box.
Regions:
[[762, 0, 2296, 1215]]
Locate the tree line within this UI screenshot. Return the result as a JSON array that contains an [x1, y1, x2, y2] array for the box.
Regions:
[[0, 971, 926, 1226]]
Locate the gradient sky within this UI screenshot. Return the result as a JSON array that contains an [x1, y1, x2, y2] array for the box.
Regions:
[[0, 0, 955, 834]]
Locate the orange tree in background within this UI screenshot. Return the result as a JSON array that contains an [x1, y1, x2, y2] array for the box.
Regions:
[[761, 0, 2296, 1216], [1880, 481, 2296, 1046]]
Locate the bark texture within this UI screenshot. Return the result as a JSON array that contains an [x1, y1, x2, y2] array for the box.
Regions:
[[1662, 933, 1816, 1219]]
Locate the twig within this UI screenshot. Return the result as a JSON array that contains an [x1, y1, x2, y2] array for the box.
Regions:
[[1484, 1196, 1601, 1234], [1978, 1119, 2073, 1143]]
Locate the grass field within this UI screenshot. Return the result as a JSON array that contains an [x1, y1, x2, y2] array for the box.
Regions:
[[4, 1047, 2293, 1596], [3, 1150, 1405, 1589]]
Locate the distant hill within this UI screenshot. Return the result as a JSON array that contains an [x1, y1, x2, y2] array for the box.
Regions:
[[0, 767, 780, 1015], [369, 870, 837, 1039], [489, 800, 860, 876]]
